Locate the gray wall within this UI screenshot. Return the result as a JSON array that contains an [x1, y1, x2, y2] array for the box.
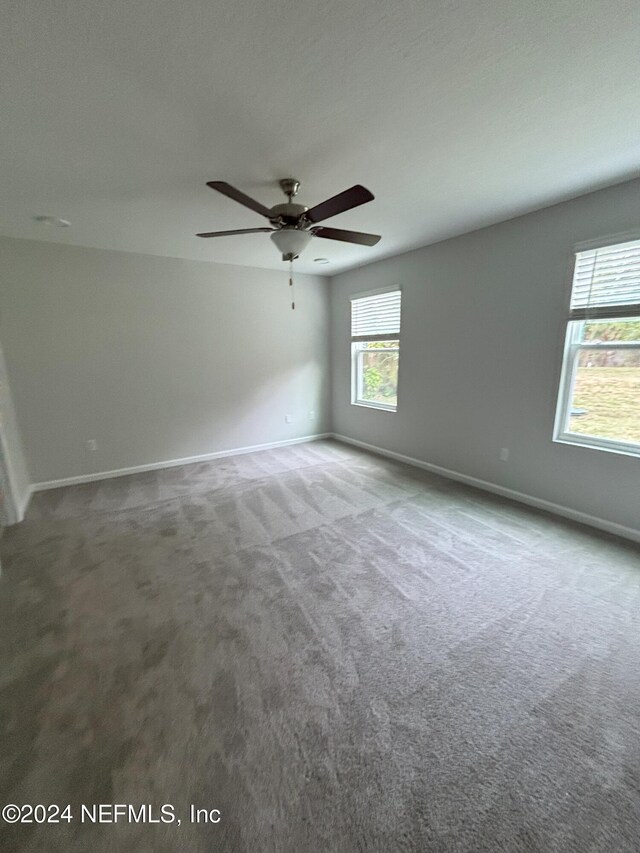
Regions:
[[0, 237, 330, 483], [331, 178, 640, 533]]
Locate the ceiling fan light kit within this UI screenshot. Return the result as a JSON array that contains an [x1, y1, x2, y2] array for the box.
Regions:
[[197, 178, 381, 261], [270, 228, 312, 261]]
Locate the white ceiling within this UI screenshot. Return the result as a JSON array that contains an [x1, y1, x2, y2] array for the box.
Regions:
[[1, 0, 639, 276]]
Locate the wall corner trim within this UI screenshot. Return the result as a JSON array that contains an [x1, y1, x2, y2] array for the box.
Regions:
[[31, 433, 332, 493], [16, 485, 33, 522], [331, 433, 640, 545]]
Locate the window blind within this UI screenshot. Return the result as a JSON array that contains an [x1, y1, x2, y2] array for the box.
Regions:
[[570, 238, 640, 320], [351, 290, 401, 341]]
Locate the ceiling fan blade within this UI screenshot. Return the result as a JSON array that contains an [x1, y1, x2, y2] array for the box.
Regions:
[[312, 226, 381, 246], [196, 227, 274, 238], [206, 181, 272, 218], [305, 185, 374, 224]]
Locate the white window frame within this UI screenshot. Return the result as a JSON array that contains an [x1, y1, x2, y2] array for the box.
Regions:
[[350, 286, 401, 413], [351, 341, 400, 412], [553, 233, 640, 458]]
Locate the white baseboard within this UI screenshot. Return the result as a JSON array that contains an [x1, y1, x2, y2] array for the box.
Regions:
[[23, 431, 640, 545], [31, 433, 332, 493], [332, 433, 640, 545]]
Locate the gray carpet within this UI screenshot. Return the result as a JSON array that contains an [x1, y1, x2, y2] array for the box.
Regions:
[[1, 439, 640, 852]]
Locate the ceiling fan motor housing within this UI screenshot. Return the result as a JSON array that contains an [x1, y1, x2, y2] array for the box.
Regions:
[[269, 195, 313, 260], [268, 202, 309, 226]]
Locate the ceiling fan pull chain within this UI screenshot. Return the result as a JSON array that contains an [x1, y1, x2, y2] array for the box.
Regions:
[[289, 259, 295, 310]]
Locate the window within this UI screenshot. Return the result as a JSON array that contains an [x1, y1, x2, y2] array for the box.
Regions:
[[554, 237, 640, 456], [351, 288, 401, 411]]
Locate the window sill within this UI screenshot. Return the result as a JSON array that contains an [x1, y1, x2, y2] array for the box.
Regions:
[[553, 434, 640, 460], [351, 401, 397, 413]]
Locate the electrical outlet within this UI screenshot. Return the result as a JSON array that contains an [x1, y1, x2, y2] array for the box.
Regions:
[[499, 447, 509, 462], [285, 414, 292, 424], [87, 439, 97, 452], [308, 410, 315, 420]]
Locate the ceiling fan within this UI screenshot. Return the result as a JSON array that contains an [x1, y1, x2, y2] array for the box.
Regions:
[[197, 179, 381, 261]]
